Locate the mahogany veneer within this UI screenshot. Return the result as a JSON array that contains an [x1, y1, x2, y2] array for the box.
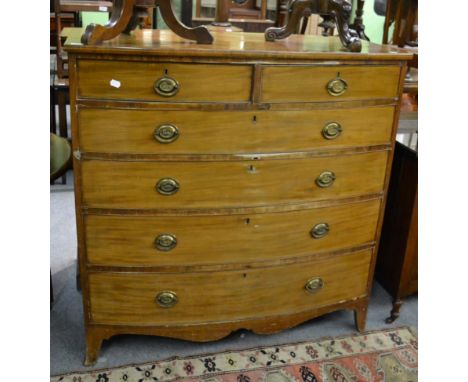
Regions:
[[64, 30, 412, 365]]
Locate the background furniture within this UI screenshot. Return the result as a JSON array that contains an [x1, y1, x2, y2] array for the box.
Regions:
[[81, 0, 213, 44], [192, 0, 275, 32], [50, 75, 70, 141], [51, 2, 115, 184], [382, 0, 418, 46], [64, 29, 411, 365], [300, 0, 370, 38], [50, 133, 73, 183], [53, 0, 113, 78], [349, 0, 369, 39], [398, 49, 417, 150], [264, 0, 361, 52], [50, 133, 73, 304], [376, 141, 417, 323]]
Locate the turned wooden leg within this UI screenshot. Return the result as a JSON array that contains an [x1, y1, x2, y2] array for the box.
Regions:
[[385, 299, 403, 324], [349, 0, 370, 41], [328, 0, 362, 52], [84, 327, 105, 366], [264, 0, 361, 52], [354, 301, 368, 332], [81, 0, 136, 44]]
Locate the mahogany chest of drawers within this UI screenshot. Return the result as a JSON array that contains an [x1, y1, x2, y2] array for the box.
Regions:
[[65, 30, 412, 365]]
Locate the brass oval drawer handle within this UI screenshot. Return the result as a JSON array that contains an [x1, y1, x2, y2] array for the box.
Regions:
[[154, 234, 177, 251], [327, 77, 348, 97], [154, 76, 180, 97], [322, 122, 342, 140], [156, 178, 180, 196], [155, 291, 178, 308], [310, 223, 330, 239], [305, 277, 324, 294], [154, 124, 179, 144], [315, 171, 336, 188]]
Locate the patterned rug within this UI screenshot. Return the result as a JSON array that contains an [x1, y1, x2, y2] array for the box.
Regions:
[[51, 327, 417, 382]]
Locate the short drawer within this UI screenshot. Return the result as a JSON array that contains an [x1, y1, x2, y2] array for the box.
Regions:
[[261, 65, 401, 103], [77, 60, 252, 102], [78, 106, 395, 154], [85, 199, 380, 266], [81, 151, 388, 209], [88, 249, 371, 325]]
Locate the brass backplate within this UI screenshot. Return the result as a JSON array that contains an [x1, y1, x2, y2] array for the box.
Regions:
[[156, 178, 180, 195], [315, 171, 336, 188], [154, 124, 179, 144], [326, 77, 348, 96], [156, 291, 178, 308], [305, 278, 324, 293], [154, 76, 180, 97]]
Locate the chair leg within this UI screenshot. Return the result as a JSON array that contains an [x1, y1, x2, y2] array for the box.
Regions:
[[57, 90, 67, 139], [50, 86, 56, 134]]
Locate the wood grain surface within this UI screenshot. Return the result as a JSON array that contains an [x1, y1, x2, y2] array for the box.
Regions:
[[85, 198, 381, 266], [261, 65, 401, 103], [78, 106, 395, 154], [77, 60, 253, 102], [64, 29, 413, 62], [81, 151, 388, 209], [63, 30, 412, 364], [88, 249, 371, 325]]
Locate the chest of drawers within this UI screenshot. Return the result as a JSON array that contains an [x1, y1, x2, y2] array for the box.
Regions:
[[65, 30, 412, 365]]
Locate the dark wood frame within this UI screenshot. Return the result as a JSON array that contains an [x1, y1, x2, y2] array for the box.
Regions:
[[264, 0, 361, 52], [376, 141, 418, 323], [349, 0, 369, 40], [81, 0, 213, 44], [382, 0, 418, 46]]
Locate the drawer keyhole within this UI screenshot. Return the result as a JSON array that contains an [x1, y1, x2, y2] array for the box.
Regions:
[[248, 165, 257, 173]]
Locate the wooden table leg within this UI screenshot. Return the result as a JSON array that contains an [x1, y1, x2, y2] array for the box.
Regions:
[[353, 299, 368, 332], [84, 327, 105, 366]]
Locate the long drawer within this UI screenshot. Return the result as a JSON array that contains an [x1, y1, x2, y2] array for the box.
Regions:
[[85, 198, 380, 266], [77, 60, 252, 102], [81, 151, 388, 209], [261, 65, 401, 103], [78, 106, 395, 154], [88, 249, 371, 325]]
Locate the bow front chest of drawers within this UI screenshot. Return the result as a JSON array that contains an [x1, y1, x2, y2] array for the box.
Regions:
[[64, 30, 412, 365]]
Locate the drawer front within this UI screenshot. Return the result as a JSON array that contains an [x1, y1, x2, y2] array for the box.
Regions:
[[261, 65, 401, 103], [78, 106, 395, 154], [89, 250, 371, 325], [85, 199, 380, 266], [81, 152, 388, 209], [77, 60, 252, 102]]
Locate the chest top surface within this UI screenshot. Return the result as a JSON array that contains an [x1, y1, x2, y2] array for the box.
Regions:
[[64, 29, 412, 62]]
